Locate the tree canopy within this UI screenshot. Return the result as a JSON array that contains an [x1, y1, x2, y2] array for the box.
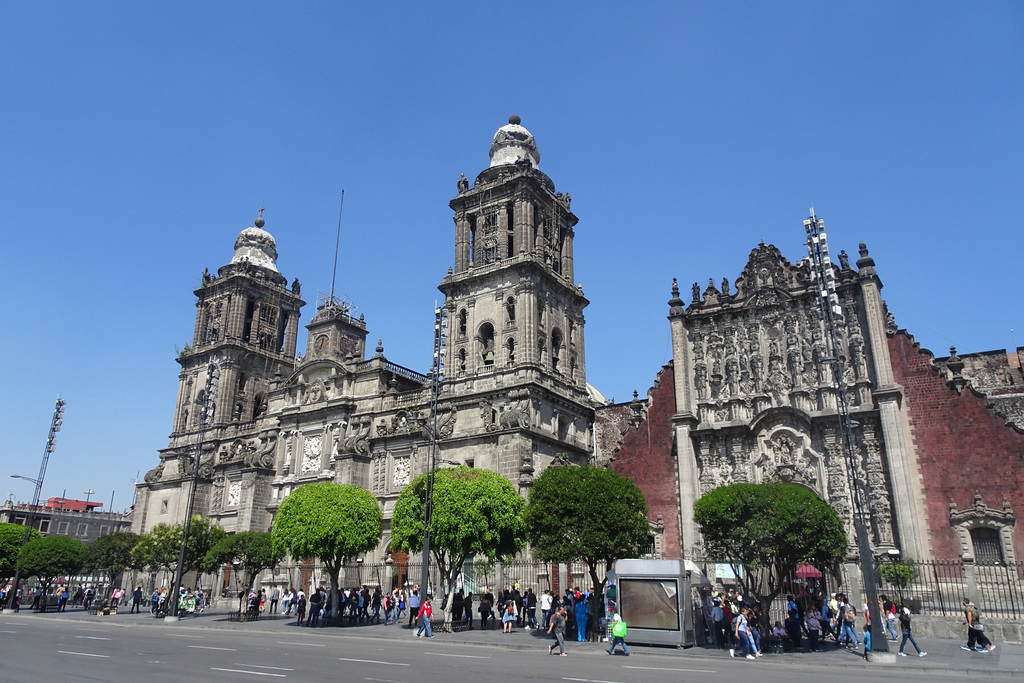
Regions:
[[272, 482, 382, 617], [131, 516, 225, 586], [694, 481, 847, 613], [391, 466, 526, 619], [86, 531, 139, 596], [525, 464, 650, 593], [16, 535, 88, 590], [0, 523, 41, 582], [205, 531, 284, 592]]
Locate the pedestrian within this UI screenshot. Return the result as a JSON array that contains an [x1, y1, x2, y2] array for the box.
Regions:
[[296, 593, 306, 624], [574, 595, 589, 642], [606, 608, 629, 656], [547, 606, 567, 656], [731, 607, 757, 660], [479, 589, 494, 629], [838, 596, 860, 647], [308, 589, 322, 626], [131, 586, 143, 614], [962, 597, 995, 653], [415, 597, 435, 638], [408, 589, 420, 629], [897, 607, 926, 657], [804, 605, 821, 651], [503, 595, 517, 633], [540, 590, 553, 629], [270, 586, 280, 614], [282, 588, 293, 615]]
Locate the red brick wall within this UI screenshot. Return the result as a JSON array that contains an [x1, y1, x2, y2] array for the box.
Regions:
[[888, 332, 1024, 558], [599, 364, 682, 559]]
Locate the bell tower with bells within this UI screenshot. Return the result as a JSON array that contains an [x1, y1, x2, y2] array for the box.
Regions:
[[438, 116, 596, 487]]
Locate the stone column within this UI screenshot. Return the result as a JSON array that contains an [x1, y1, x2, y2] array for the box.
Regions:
[[454, 211, 470, 273], [193, 300, 206, 347], [562, 227, 575, 282], [669, 295, 700, 555], [856, 249, 930, 561]]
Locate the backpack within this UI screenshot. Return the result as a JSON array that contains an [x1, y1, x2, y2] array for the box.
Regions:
[[612, 619, 628, 638], [843, 605, 856, 625]]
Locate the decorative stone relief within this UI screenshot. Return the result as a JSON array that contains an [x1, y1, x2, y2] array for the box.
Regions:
[[950, 492, 1017, 563], [392, 457, 410, 488], [753, 429, 821, 493], [301, 435, 321, 474], [144, 462, 164, 484], [211, 475, 225, 511], [304, 379, 327, 405], [227, 481, 241, 507]]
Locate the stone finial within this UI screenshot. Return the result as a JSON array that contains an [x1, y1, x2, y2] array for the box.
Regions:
[[509, 114, 521, 125], [375, 339, 384, 356], [255, 207, 265, 228], [668, 278, 684, 313], [856, 241, 875, 269], [947, 346, 967, 394]]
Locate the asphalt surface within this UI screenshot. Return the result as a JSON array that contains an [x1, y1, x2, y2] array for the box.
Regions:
[[1, 606, 1021, 682]]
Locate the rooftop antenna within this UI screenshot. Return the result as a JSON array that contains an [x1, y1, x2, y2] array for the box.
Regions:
[[329, 190, 345, 303]]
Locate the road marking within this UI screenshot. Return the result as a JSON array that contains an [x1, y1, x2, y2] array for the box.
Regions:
[[211, 667, 286, 678], [423, 652, 490, 659], [563, 678, 623, 683], [365, 679, 406, 683], [57, 651, 110, 658], [76, 635, 112, 641], [623, 665, 718, 674], [234, 664, 295, 672], [167, 633, 203, 639], [0, 630, 17, 634], [340, 657, 409, 666], [189, 645, 238, 651], [278, 641, 325, 647]]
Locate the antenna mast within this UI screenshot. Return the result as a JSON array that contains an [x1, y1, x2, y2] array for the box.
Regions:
[[330, 190, 345, 302]]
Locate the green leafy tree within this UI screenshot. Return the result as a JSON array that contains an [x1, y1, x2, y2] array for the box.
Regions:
[[391, 466, 526, 621], [16, 535, 88, 592], [132, 524, 180, 575], [694, 481, 847, 617], [182, 516, 226, 581], [86, 531, 139, 598], [525, 465, 650, 594], [0, 522, 41, 582], [272, 482, 382, 618], [205, 531, 284, 593], [880, 561, 919, 605]]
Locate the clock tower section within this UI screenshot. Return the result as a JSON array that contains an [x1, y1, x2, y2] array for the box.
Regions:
[[439, 116, 595, 487]]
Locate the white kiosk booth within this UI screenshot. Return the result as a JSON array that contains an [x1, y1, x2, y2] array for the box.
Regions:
[[605, 559, 711, 648]]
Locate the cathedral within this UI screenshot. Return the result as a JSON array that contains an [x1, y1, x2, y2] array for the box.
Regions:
[[133, 116, 600, 570], [135, 116, 1024, 594]]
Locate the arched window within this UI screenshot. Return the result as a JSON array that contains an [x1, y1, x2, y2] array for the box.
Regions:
[[551, 329, 564, 371], [458, 309, 468, 337], [478, 323, 495, 366], [458, 348, 467, 374]]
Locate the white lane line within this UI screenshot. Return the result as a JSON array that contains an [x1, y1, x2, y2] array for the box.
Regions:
[[167, 633, 203, 639], [278, 641, 325, 647], [563, 678, 623, 683], [423, 652, 490, 659], [57, 651, 110, 658], [234, 664, 296, 672], [188, 645, 238, 651], [0, 630, 17, 634], [365, 679, 406, 683], [340, 657, 409, 666], [211, 667, 286, 678], [76, 635, 112, 641], [623, 665, 718, 674]]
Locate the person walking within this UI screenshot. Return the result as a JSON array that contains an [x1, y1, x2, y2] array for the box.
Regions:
[[896, 607, 926, 657], [415, 597, 435, 638], [270, 586, 280, 614], [838, 596, 860, 648], [731, 607, 757, 660], [408, 589, 421, 629], [606, 608, 629, 656], [962, 597, 995, 653], [547, 606, 568, 656], [131, 586, 143, 614], [296, 592, 306, 625]]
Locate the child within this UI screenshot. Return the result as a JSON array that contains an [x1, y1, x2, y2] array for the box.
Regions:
[[863, 618, 871, 660]]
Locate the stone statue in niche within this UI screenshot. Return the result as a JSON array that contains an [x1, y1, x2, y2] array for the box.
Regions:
[[694, 361, 708, 400], [392, 457, 411, 488]]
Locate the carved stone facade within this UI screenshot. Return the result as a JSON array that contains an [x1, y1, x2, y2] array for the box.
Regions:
[[133, 117, 600, 570]]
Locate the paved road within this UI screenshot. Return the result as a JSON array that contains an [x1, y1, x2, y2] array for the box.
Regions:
[[1, 609, 1021, 682]]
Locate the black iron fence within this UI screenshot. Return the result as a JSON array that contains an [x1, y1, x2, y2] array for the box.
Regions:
[[877, 559, 1024, 619]]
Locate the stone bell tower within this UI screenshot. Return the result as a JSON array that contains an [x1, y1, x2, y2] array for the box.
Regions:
[[437, 116, 596, 488]]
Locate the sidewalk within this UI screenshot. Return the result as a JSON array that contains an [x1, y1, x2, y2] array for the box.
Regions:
[[4, 606, 1022, 676]]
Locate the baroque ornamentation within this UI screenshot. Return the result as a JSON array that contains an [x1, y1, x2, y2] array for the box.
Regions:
[[392, 457, 410, 488], [301, 435, 321, 474]]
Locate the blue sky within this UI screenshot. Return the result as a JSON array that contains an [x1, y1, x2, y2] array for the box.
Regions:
[[2, 2, 1021, 513]]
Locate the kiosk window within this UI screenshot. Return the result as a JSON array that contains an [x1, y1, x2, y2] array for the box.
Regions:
[[620, 579, 679, 631]]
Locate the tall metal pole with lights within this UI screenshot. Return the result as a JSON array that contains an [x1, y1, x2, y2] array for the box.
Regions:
[[166, 360, 219, 622], [804, 212, 888, 654], [6, 397, 66, 609], [419, 305, 448, 599]]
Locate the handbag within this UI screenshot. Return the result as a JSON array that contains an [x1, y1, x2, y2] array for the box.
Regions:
[[612, 620, 628, 638], [974, 623, 985, 633]]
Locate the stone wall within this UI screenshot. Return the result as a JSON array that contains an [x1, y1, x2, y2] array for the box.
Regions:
[[888, 331, 1024, 560]]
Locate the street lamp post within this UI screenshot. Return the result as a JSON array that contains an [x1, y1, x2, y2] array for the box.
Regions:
[[419, 305, 448, 601], [7, 397, 66, 609], [165, 360, 219, 623]]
